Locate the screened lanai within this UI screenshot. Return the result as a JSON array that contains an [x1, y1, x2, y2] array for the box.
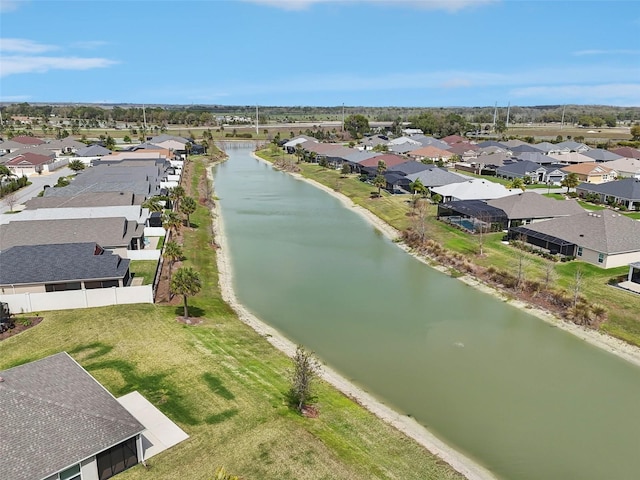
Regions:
[[437, 200, 508, 232], [508, 226, 577, 256]]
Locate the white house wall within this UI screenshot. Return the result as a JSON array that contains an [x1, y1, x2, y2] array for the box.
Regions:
[[578, 247, 640, 269]]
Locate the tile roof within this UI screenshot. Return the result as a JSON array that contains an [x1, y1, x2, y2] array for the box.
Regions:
[[0, 352, 143, 480], [6, 152, 54, 166], [561, 162, 615, 175], [10, 135, 45, 145], [359, 154, 407, 168], [515, 211, 640, 254], [487, 191, 584, 220], [610, 146, 640, 159], [0, 242, 130, 285], [407, 145, 453, 159]]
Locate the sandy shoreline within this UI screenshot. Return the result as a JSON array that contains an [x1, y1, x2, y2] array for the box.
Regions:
[[208, 153, 640, 480]]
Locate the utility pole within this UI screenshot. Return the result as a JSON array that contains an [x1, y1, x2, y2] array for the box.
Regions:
[[341, 103, 345, 132], [492, 102, 498, 131], [506, 102, 511, 129], [561, 104, 566, 130], [142, 104, 147, 131], [256, 104, 259, 136]]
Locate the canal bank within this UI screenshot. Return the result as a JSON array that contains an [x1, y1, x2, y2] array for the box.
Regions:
[[250, 151, 640, 369], [211, 144, 640, 480], [207, 164, 495, 480]]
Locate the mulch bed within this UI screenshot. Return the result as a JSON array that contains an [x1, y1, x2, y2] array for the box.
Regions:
[[0, 317, 43, 341]]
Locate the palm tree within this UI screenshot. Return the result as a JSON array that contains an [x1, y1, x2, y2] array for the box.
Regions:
[[294, 144, 304, 164], [374, 174, 386, 197], [162, 210, 182, 234], [561, 172, 580, 194], [509, 177, 526, 191], [142, 196, 163, 212], [169, 185, 185, 210], [67, 159, 85, 173], [162, 240, 183, 276], [409, 178, 425, 198], [179, 196, 197, 228], [170, 266, 202, 318]]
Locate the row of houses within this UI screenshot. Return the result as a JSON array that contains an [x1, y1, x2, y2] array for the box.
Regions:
[[285, 133, 640, 272], [0, 135, 191, 301]]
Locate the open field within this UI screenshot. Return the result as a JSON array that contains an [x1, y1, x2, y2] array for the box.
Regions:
[[257, 145, 640, 348], [0, 155, 465, 480]]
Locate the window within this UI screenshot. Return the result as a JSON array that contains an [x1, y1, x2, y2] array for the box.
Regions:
[[59, 465, 81, 480], [598, 253, 604, 264], [577, 247, 583, 256]]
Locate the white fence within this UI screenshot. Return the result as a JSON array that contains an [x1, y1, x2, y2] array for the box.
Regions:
[[127, 249, 161, 260], [144, 227, 166, 237], [0, 285, 154, 314]]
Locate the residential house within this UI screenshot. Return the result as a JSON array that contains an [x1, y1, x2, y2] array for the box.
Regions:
[[359, 153, 407, 170], [576, 178, 640, 210], [388, 161, 431, 176], [383, 171, 411, 194], [341, 150, 381, 172], [5, 151, 57, 177], [388, 142, 422, 155], [611, 146, 640, 160], [509, 211, 640, 268], [283, 135, 317, 154], [431, 179, 520, 202], [405, 167, 469, 189], [441, 135, 467, 146], [406, 145, 454, 163], [496, 160, 548, 183], [561, 162, 617, 184], [409, 135, 450, 150], [0, 205, 149, 226], [0, 352, 144, 480], [554, 140, 590, 153], [0, 217, 146, 256], [0, 242, 131, 294], [446, 142, 480, 160], [359, 135, 388, 151], [543, 164, 569, 185], [9, 135, 45, 146], [501, 139, 530, 149], [147, 134, 190, 154], [513, 152, 555, 165], [548, 151, 594, 164], [532, 141, 558, 154], [510, 144, 545, 155], [43, 137, 86, 155], [477, 140, 509, 149], [582, 149, 623, 163], [25, 191, 143, 210], [437, 192, 584, 231], [602, 157, 640, 178]]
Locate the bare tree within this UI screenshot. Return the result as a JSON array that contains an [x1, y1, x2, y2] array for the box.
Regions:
[[572, 267, 584, 307], [3, 191, 18, 212], [543, 260, 557, 290], [288, 345, 320, 413], [411, 199, 431, 245]]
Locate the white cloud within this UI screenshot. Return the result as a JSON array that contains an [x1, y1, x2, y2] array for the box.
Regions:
[[244, 0, 497, 12], [0, 94, 31, 101], [0, 38, 57, 53], [0, 55, 118, 77], [573, 49, 640, 56], [0, 0, 27, 13], [510, 84, 640, 106]]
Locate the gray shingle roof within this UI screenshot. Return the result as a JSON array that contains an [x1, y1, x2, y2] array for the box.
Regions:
[[582, 149, 623, 162], [496, 160, 545, 176], [517, 211, 640, 254], [25, 191, 141, 209], [75, 144, 111, 157], [576, 178, 640, 202], [388, 161, 431, 175], [406, 167, 469, 188], [0, 242, 130, 285], [0, 352, 143, 480], [0, 217, 143, 251], [487, 191, 585, 220]]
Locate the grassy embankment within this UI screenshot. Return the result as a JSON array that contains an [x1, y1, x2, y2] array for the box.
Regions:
[[0, 155, 464, 480], [257, 144, 640, 347]]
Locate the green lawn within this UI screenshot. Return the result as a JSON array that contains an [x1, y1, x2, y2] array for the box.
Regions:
[[129, 260, 159, 285], [0, 155, 464, 480], [256, 146, 640, 347]]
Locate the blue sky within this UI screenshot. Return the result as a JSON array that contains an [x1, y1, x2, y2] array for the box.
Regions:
[[1, 0, 639, 107]]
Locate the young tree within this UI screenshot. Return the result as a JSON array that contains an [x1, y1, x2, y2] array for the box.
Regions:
[[180, 196, 197, 227], [572, 267, 584, 308], [340, 163, 351, 177], [3, 190, 18, 212], [508, 177, 526, 191], [170, 266, 202, 318], [68, 159, 85, 172], [409, 178, 425, 198], [561, 173, 580, 193], [288, 345, 320, 413], [374, 174, 386, 198], [631, 124, 640, 140], [162, 240, 183, 275]]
